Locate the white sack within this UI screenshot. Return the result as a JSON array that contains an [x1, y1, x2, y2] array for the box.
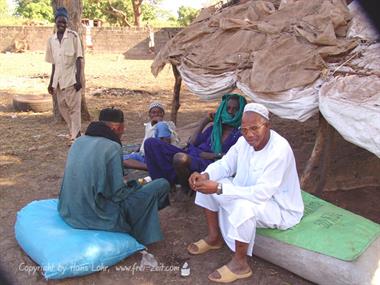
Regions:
[[254, 235, 380, 285], [319, 75, 380, 158], [178, 64, 236, 100], [236, 79, 322, 122]]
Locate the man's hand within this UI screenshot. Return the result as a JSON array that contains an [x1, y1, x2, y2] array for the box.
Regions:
[[208, 112, 216, 122], [188, 172, 208, 190], [193, 180, 218, 194], [48, 85, 54, 95], [74, 81, 82, 92]]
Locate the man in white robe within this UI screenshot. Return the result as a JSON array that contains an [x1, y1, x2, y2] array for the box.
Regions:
[[187, 103, 304, 283]]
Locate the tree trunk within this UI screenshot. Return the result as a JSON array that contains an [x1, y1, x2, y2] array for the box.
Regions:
[[131, 0, 143, 27], [171, 64, 182, 124], [51, 0, 91, 121], [301, 113, 333, 194]]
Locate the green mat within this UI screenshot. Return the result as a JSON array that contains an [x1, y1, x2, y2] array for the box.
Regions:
[[257, 191, 380, 261]]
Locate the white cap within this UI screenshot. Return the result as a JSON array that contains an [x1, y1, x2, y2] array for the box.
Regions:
[[243, 103, 269, 120], [148, 102, 164, 112]]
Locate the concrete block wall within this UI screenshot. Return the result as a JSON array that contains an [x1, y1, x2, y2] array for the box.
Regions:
[[0, 26, 181, 56], [0, 26, 54, 52]]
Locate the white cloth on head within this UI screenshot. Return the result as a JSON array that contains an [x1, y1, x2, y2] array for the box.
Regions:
[[243, 103, 269, 120], [148, 102, 165, 112], [196, 130, 304, 255]]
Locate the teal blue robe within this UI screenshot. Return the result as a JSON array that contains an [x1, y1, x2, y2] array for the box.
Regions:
[[58, 135, 170, 245]]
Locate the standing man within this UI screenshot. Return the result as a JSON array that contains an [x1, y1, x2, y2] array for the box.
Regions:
[[147, 23, 155, 54], [46, 7, 83, 145], [188, 103, 304, 283]]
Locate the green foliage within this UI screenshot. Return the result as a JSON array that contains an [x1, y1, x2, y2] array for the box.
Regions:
[[15, 0, 53, 22], [177, 5, 199, 26], [103, 0, 134, 26], [11, 0, 195, 27], [82, 0, 162, 27], [144, 3, 180, 27], [83, 0, 109, 20], [141, 2, 156, 22], [83, 0, 133, 26], [0, 0, 8, 16], [146, 18, 180, 28]]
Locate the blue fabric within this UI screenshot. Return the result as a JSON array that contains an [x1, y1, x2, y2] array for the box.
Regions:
[[123, 152, 145, 162], [144, 126, 241, 184], [190, 125, 241, 155], [15, 199, 145, 280], [55, 7, 68, 19], [58, 135, 133, 233], [155, 121, 171, 138]]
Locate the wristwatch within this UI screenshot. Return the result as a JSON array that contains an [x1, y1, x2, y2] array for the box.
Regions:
[[216, 183, 223, 195]]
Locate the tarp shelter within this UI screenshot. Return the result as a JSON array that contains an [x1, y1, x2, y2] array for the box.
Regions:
[[151, 0, 380, 193]]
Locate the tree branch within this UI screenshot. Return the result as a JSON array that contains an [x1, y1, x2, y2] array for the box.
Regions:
[[107, 0, 132, 27]]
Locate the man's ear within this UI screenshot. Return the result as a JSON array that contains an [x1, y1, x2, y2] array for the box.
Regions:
[[109, 124, 119, 133]]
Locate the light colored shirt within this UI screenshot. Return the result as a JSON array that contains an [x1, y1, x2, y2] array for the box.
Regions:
[[45, 29, 83, 89], [140, 120, 178, 155], [204, 130, 304, 229]]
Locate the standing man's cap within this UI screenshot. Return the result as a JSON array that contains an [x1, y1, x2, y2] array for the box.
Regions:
[[99, 107, 124, 123], [55, 7, 68, 20], [243, 103, 269, 120], [149, 102, 165, 113]]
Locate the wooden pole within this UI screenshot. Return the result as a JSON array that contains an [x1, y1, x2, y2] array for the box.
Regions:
[[171, 64, 182, 124], [300, 112, 333, 194]]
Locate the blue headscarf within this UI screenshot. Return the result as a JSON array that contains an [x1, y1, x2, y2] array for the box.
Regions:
[[55, 7, 68, 20], [155, 122, 171, 139], [211, 94, 247, 153]]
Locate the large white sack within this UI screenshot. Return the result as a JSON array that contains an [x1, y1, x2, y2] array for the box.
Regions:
[[319, 75, 380, 158], [254, 235, 380, 285], [236, 79, 322, 122], [350, 43, 380, 72], [178, 64, 236, 99]]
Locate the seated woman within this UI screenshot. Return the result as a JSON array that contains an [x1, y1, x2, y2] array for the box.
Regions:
[[144, 93, 247, 193], [123, 102, 177, 171]]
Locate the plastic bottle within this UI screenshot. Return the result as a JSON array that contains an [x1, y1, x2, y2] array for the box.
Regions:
[[180, 262, 190, 277]]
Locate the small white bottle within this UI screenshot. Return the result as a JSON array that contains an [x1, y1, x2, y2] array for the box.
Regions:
[[144, 176, 152, 183], [180, 262, 190, 277]]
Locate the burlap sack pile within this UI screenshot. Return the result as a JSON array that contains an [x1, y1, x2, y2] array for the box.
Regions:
[[152, 0, 357, 93]]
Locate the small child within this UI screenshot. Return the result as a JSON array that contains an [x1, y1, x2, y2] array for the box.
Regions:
[[123, 102, 177, 171]]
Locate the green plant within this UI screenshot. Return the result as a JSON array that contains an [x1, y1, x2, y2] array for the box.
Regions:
[[0, 0, 8, 16], [177, 5, 199, 26], [15, 0, 53, 22]]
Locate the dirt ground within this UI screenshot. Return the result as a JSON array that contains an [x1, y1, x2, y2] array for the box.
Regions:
[[0, 52, 379, 285]]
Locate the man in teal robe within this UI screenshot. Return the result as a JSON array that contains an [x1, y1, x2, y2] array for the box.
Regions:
[[58, 107, 170, 245]]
